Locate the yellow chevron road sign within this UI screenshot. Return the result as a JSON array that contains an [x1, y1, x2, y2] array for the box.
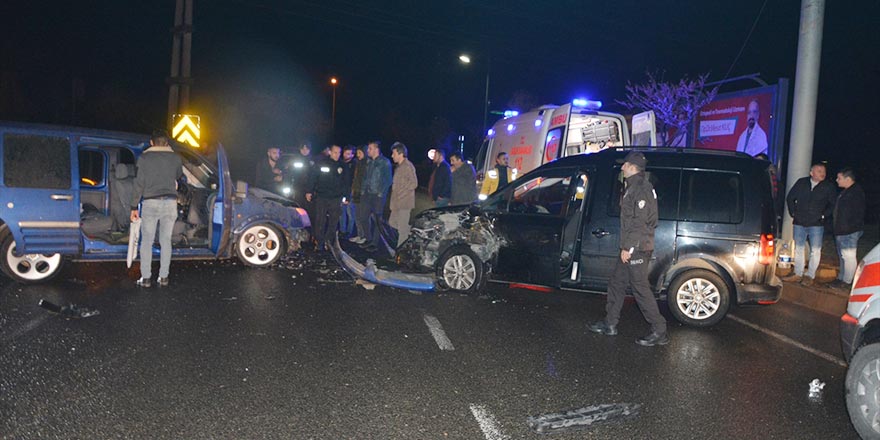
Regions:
[[172, 114, 201, 147]]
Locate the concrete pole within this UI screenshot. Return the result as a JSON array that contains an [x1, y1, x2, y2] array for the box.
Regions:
[[180, 0, 193, 110], [167, 0, 184, 129], [782, 0, 825, 242]]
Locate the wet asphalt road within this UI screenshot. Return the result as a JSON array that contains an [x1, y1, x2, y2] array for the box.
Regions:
[[0, 250, 860, 439]]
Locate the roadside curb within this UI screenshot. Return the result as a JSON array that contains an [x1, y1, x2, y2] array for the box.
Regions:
[[779, 280, 849, 316]]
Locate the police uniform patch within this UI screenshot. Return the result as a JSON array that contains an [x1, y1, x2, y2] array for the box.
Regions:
[[638, 200, 646, 209], [337, 167, 343, 174]]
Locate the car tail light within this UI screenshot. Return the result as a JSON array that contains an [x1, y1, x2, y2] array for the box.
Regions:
[[758, 234, 774, 265]]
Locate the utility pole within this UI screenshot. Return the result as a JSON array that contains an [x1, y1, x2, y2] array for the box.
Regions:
[[167, 0, 194, 130], [782, 0, 824, 241]]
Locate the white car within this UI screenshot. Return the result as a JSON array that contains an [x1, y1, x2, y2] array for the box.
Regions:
[[841, 242, 880, 439]]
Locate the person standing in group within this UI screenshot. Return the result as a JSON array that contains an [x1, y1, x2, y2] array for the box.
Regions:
[[255, 147, 284, 195], [306, 145, 348, 252], [588, 152, 668, 347], [479, 152, 516, 198], [349, 146, 369, 243], [357, 141, 392, 252], [130, 130, 184, 288], [428, 148, 451, 207], [339, 145, 358, 238], [389, 142, 418, 247], [784, 162, 836, 287], [449, 152, 477, 205], [289, 143, 314, 210], [829, 167, 865, 290]]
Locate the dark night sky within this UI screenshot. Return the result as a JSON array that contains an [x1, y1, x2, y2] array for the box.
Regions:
[[1, 0, 878, 181]]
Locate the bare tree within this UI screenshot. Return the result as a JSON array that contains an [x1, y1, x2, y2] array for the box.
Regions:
[[617, 72, 718, 146]]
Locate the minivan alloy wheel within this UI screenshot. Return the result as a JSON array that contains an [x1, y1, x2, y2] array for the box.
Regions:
[[676, 277, 721, 320], [436, 245, 484, 294], [667, 269, 730, 327], [443, 255, 476, 291]]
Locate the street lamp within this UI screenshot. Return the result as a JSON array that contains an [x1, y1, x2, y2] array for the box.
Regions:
[[459, 53, 490, 132], [330, 77, 338, 131]]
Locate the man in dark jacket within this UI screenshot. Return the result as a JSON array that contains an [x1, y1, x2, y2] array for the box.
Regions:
[[588, 151, 667, 347], [784, 162, 836, 286], [306, 145, 348, 251], [288, 143, 314, 210], [339, 145, 357, 238], [255, 147, 283, 195], [358, 141, 392, 250], [830, 167, 865, 289], [449, 152, 477, 205], [428, 148, 452, 207], [130, 130, 184, 288]]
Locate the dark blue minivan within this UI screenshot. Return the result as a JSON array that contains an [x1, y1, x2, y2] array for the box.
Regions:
[[0, 121, 310, 283]]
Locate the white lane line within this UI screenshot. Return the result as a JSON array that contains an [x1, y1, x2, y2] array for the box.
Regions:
[[727, 314, 847, 367], [423, 314, 455, 351], [469, 404, 509, 440]]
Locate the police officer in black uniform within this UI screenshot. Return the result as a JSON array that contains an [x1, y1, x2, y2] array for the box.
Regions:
[[588, 151, 668, 347], [289, 143, 315, 210], [306, 145, 348, 251]]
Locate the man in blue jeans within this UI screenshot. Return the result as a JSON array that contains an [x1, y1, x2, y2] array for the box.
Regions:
[[130, 131, 184, 287], [830, 167, 865, 290], [784, 162, 836, 286]]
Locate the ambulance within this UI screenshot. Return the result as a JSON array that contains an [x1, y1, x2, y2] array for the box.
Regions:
[[474, 99, 650, 199]]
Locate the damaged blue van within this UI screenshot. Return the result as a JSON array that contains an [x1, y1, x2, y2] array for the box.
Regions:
[[0, 121, 310, 283]]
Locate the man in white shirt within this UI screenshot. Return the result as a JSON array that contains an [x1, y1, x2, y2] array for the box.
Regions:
[[736, 100, 768, 156]]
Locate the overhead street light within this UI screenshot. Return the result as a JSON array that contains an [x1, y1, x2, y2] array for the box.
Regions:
[[459, 53, 491, 133], [330, 77, 338, 131]]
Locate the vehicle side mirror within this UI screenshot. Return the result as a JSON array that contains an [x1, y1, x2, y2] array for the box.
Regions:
[[235, 180, 248, 199]]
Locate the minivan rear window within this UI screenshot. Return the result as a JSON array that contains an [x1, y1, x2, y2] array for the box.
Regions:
[[680, 170, 743, 224], [3, 134, 71, 189]]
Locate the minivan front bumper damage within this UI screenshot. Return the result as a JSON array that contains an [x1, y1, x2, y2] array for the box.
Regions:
[[330, 238, 436, 291]]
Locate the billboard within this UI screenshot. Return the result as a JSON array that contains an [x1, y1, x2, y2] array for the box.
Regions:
[[693, 85, 779, 159]]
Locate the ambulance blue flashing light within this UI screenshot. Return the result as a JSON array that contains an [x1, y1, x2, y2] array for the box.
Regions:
[[534, 119, 543, 127], [573, 98, 602, 109], [487, 128, 495, 137], [507, 124, 515, 132], [503, 110, 519, 118]]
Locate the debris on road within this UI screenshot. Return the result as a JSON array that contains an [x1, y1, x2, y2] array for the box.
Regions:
[[527, 403, 641, 434], [221, 296, 238, 301], [355, 279, 376, 290], [38, 299, 100, 319], [808, 378, 825, 398]]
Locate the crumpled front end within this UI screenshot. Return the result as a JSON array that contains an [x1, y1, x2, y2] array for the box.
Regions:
[[397, 207, 506, 271]]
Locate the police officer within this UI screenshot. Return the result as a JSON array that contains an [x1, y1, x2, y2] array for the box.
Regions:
[[289, 143, 315, 210], [306, 145, 348, 251], [588, 151, 668, 347]]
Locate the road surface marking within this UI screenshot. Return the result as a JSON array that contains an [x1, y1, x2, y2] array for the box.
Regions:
[[470, 404, 509, 440], [423, 314, 455, 351], [727, 314, 846, 367]]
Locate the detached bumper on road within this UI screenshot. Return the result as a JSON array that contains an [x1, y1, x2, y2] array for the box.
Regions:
[[330, 239, 436, 291]]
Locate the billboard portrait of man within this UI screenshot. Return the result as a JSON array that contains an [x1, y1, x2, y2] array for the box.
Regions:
[[736, 100, 768, 156]]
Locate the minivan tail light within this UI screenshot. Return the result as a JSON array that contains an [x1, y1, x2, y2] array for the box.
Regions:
[[759, 234, 774, 265]]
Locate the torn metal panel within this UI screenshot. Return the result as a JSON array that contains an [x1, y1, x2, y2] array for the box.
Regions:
[[527, 403, 641, 434], [399, 207, 506, 271]]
